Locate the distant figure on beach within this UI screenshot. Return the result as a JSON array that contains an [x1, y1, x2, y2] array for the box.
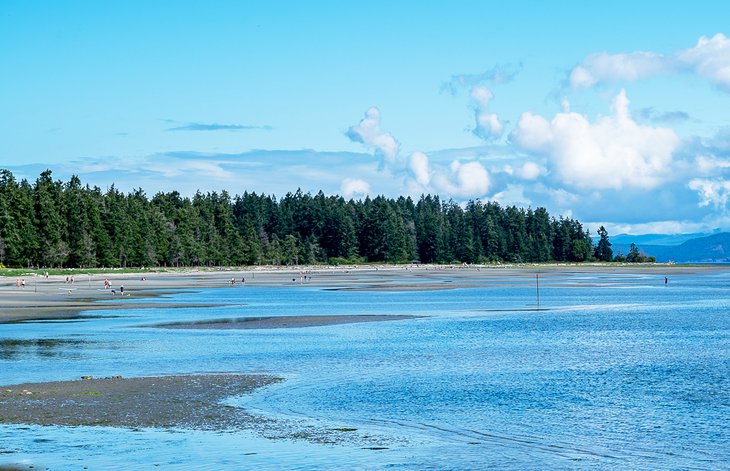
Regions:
[[111, 288, 116, 295], [665, 277, 668, 285], [120, 285, 124, 294], [241, 277, 245, 284], [20, 279, 25, 288], [15, 279, 20, 287]]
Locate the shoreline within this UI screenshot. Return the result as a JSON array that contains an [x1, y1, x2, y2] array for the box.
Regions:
[[1, 264, 724, 323]]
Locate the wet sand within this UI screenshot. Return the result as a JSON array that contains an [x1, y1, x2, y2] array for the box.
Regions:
[[0, 374, 280, 430], [151, 314, 424, 330], [0, 264, 719, 324], [0, 374, 390, 448]]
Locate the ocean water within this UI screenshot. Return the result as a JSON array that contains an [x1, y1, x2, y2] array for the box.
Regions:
[[1, 269, 729, 470]]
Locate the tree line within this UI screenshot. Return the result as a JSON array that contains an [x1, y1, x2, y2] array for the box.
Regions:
[[0, 169, 607, 268]]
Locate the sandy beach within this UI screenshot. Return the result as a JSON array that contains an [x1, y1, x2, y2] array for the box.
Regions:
[[0, 264, 720, 324]]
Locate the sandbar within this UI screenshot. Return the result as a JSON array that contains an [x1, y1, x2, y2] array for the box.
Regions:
[[0, 374, 280, 430], [150, 314, 424, 330]]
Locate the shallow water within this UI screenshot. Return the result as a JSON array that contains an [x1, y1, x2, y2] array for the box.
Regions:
[[1, 269, 729, 469]]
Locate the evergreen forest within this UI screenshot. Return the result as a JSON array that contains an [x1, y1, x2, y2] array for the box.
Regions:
[[0, 169, 601, 268]]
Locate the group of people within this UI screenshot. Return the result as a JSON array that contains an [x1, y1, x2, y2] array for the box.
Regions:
[[103, 279, 124, 295], [230, 277, 245, 285], [14, 279, 25, 288]]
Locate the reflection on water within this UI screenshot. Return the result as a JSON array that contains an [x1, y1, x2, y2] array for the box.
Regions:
[[1, 269, 730, 469], [0, 338, 91, 360]]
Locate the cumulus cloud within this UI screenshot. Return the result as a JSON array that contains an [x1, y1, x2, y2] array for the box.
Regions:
[[470, 85, 503, 140], [340, 178, 370, 199], [569, 34, 730, 90], [677, 33, 730, 90], [408, 151, 431, 186], [407, 151, 490, 198], [512, 90, 680, 190], [433, 160, 490, 197], [346, 107, 400, 162], [515, 161, 544, 180]]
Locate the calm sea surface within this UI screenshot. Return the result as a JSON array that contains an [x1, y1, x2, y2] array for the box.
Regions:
[[1, 269, 729, 470]]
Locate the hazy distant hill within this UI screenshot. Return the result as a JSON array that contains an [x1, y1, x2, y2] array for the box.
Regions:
[[609, 232, 713, 246], [613, 233, 730, 263]]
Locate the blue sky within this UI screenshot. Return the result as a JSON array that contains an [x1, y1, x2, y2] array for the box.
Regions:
[[3, 1, 730, 235]]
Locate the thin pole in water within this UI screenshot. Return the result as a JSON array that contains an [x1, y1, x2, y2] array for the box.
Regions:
[[536, 273, 540, 310]]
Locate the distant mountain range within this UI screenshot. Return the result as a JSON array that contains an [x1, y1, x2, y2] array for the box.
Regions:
[[611, 232, 730, 263]]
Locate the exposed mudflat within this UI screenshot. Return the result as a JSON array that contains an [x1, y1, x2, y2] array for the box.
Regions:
[[150, 314, 424, 329], [0, 374, 280, 430]]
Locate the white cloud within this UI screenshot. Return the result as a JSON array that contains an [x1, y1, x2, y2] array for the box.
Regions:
[[470, 85, 493, 108], [569, 51, 668, 89], [512, 89, 680, 190], [569, 66, 598, 89], [492, 184, 531, 206], [346, 107, 400, 162], [694, 154, 730, 175], [511, 112, 552, 151], [408, 151, 430, 186], [515, 161, 543, 180], [406, 151, 490, 198], [688, 178, 730, 209], [432, 160, 490, 197], [677, 33, 730, 89], [144, 158, 235, 180], [569, 34, 730, 91], [340, 178, 370, 199], [470, 85, 503, 139]]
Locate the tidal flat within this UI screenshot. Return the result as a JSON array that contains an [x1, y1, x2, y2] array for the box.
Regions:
[[0, 374, 280, 430], [1, 265, 729, 469]]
